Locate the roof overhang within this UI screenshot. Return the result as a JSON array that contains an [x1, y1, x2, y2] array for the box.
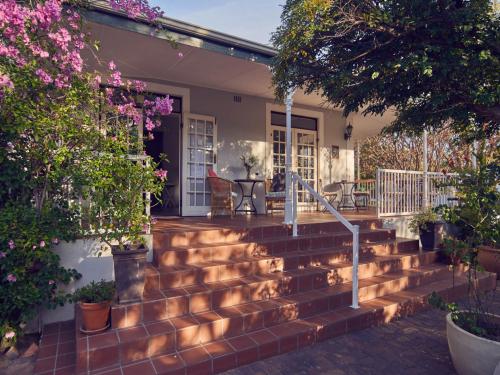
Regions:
[[82, 2, 393, 138]]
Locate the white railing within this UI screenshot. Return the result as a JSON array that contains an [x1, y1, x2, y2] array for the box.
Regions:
[[291, 172, 360, 309], [376, 168, 458, 217], [356, 179, 377, 207]]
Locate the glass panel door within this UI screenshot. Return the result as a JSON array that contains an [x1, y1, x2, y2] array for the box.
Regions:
[[269, 126, 317, 208], [183, 114, 216, 216], [271, 128, 286, 176], [295, 130, 316, 204]]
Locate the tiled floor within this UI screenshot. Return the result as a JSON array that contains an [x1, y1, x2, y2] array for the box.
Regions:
[[151, 211, 378, 233], [33, 283, 498, 375], [32, 320, 75, 375]]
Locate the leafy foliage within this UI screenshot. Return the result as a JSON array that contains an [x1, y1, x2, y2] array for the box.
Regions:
[[272, 0, 500, 137], [437, 143, 500, 247], [408, 207, 440, 234], [429, 144, 499, 340], [359, 128, 475, 178], [0, 0, 168, 345], [73, 280, 115, 304], [0, 205, 81, 347]]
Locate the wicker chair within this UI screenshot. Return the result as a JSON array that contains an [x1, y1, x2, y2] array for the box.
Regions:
[[265, 173, 286, 214], [207, 176, 236, 217]]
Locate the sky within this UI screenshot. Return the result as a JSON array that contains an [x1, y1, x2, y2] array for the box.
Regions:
[[150, 0, 285, 45]]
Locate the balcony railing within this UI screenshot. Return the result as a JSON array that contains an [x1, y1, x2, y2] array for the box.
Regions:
[[376, 168, 458, 217]]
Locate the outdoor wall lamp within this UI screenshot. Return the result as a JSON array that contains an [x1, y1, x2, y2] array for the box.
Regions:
[[344, 123, 353, 141]]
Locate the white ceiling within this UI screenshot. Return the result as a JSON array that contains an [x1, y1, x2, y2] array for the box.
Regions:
[[85, 21, 393, 138]]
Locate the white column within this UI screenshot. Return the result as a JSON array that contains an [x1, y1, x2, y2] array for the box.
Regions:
[[356, 141, 361, 181], [422, 130, 429, 209], [284, 87, 295, 224]]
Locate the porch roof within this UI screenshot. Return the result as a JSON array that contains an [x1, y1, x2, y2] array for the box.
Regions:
[[84, 2, 394, 139]]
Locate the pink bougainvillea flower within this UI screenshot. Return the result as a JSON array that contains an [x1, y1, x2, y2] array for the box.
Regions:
[[52, 238, 59, 244], [48, 280, 55, 285], [153, 96, 173, 116], [0, 74, 14, 90], [178, 52, 183, 59], [8, 240, 15, 249], [109, 70, 122, 87], [35, 69, 53, 84], [154, 169, 168, 181], [40, 240, 46, 248], [0, 251, 6, 258], [32, 245, 37, 250], [133, 80, 146, 92], [4, 331, 15, 339], [108, 60, 117, 70], [145, 117, 155, 131], [6, 274, 17, 283]]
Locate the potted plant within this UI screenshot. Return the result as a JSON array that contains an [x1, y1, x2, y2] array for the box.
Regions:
[[409, 207, 443, 250], [429, 145, 499, 375], [240, 154, 258, 179], [73, 280, 115, 334], [84, 125, 165, 304]]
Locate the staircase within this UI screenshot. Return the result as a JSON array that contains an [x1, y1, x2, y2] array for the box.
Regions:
[[75, 218, 496, 374]]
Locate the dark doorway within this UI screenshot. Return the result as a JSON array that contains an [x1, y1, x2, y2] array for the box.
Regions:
[[144, 95, 182, 216]]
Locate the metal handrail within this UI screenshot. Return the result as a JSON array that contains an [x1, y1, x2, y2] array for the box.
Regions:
[[291, 172, 360, 309]]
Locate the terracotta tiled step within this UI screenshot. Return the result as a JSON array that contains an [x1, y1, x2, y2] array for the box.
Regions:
[[153, 219, 383, 248], [154, 228, 396, 266], [76, 270, 496, 374], [113, 257, 442, 330], [145, 238, 419, 291]]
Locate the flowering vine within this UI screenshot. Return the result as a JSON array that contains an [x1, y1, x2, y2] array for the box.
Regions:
[[0, 0, 172, 344]]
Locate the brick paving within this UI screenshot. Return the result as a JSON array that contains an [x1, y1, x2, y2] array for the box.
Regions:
[[223, 285, 499, 375]]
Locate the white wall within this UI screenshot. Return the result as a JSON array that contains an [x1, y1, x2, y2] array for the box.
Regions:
[[176, 83, 353, 213], [41, 236, 152, 324]]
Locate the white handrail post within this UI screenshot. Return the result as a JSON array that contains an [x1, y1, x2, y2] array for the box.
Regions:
[[292, 173, 298, 237], [376, 169, 380, 217], [284, 87, 295, 225], [422, 130, 429, 209], [351, 224, 360, 309]]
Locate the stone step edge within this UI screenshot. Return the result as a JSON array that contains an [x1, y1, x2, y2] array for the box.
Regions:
[[76, 271, 496, 374], [155, 227, 395, 253], [145, 240, 421, 291], [111, 259, 444, 333], [153, 229, 397, 266], [152, 219, 384, 247]]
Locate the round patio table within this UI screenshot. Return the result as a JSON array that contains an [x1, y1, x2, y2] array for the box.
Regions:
[[338, 180, 356, 210], [234, 179, 264, 214]]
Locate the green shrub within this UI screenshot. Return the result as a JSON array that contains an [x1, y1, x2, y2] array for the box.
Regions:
[[408, 207, 440, 234], [73, 280, 115, 304]]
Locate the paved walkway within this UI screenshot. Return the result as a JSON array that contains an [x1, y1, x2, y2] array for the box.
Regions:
[[224, 285, 499, 375]]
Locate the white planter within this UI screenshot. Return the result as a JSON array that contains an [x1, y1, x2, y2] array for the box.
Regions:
[[446, 312, 500, 375]]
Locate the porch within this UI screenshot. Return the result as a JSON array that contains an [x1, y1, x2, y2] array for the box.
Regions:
[[152, 210, 378, 233]]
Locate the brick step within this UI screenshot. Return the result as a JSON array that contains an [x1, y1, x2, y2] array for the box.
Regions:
[[76, 270, 496, 374], [145, 238, 419, 291], [113, 254, 440, 330], [154, 228, 396, 266], [153, 219, 383, 248]]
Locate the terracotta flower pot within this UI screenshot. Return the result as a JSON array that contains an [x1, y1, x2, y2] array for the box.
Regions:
[[112, 246, 148, 304], [419, 222, 444, 251], [478, 246, 500, 280], [79, 301, 110, 332]]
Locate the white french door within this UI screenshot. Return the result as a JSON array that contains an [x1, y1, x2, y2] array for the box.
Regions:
[[270, 126, 318, 206], [182, 114, 217, 216]]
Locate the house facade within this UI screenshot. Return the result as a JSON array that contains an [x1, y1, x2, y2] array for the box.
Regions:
[[83, 4, 390, 217], [42, 4, 395, 325]]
